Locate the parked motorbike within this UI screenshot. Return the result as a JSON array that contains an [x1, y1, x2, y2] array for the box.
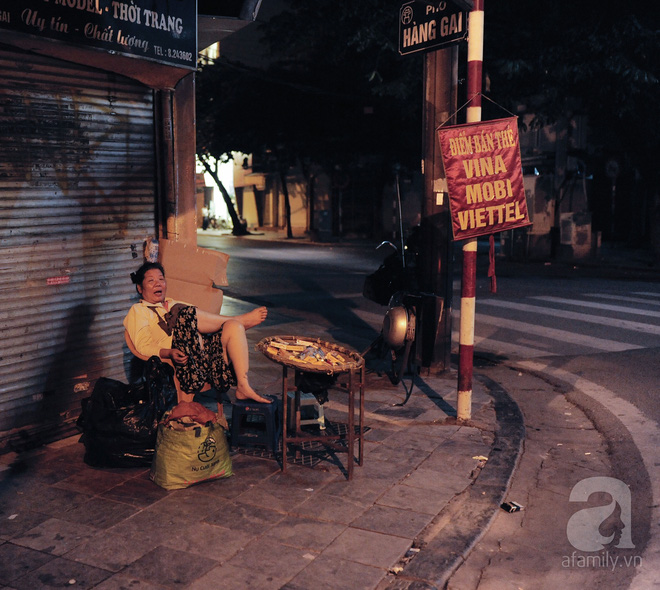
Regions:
[[362, 228, 423, 403]]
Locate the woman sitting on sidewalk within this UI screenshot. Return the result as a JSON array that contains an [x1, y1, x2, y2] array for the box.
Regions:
[[123, 261, 271, 416]]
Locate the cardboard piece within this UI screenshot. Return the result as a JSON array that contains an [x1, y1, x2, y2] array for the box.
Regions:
[[159, 239, 229, 314]]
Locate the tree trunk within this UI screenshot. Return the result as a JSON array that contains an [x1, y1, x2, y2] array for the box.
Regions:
[[280, 168, 294, 239], [300, 160, 315, 235], [199, 156, 249, 236]]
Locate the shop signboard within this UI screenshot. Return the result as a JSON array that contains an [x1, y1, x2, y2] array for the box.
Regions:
[[437, 117, 532, 240], [399, 0, 467, 56], [0, 0, 196, 70]]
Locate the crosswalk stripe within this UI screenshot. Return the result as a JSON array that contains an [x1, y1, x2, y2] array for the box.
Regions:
[[632, 291, 660, 298], [474, 313, 642, 352], [479, 299, 660, 336], [354, 295, 654, 359], [531, 295, 660, 319], [586, 293, 660, 306], [352, 308, 386, 327], [452, 329, 557, 358]]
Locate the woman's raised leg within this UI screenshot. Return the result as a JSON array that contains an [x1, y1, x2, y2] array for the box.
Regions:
[[196, 306, 267, 334]]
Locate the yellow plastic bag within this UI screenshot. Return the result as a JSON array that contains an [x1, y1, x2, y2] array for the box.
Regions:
[[150, 416, 232, 490]]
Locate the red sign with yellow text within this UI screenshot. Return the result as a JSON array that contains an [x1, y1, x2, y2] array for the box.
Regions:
[[438, 117, 531, 240]]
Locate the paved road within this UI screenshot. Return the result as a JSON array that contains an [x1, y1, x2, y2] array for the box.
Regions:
[[467, 280, 660, 361]]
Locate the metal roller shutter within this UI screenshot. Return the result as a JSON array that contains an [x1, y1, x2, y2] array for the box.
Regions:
[[0, 46, 157, 450]]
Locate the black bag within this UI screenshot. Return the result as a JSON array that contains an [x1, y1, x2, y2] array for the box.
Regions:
[[77, 357, 177, 467], [363, 263, 404, 306], [363, 251, 413, 306]]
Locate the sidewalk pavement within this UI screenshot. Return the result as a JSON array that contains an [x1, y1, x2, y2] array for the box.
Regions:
[[0, 320, 524, 590]]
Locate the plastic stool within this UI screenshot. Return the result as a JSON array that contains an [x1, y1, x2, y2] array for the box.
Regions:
[[287, 391, 325, 431], [230, 395, 280, 452]]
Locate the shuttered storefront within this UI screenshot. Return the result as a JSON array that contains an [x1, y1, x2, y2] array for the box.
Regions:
[[0, 46, 157, 450]]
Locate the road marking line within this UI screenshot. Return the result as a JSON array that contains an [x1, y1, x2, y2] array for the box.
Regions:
[[474, 313, 642, 352], [352, 308, 386, 327], [531, 296, 660, 318], [479, 299, 660, 336], [586, 293, 660, 306], [451, 329, 556, 358], [632, 291, 660, 298]]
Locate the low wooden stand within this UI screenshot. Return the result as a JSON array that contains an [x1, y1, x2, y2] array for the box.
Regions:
[[257, 336, 365, 480]]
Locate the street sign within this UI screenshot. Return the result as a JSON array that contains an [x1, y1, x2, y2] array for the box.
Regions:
[[399, 1, 468, 56]]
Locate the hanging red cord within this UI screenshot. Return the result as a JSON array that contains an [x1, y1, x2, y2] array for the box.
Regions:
[[488, 234, 497, 293]]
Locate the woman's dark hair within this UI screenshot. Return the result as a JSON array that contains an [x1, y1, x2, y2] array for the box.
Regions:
[[130, 261, 165, 288]]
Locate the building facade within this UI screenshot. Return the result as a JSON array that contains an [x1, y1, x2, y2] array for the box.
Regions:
[[0, 1, 258, 451]]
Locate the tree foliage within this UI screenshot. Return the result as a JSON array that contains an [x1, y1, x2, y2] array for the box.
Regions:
[[196, 0, 659, 242], [196, 0, 424, 177], [485, 0, 659, 174], [483, 0, 659, 244]]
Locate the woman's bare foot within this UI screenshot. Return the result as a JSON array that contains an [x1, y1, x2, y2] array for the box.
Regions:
[[236, 385, 272, 404], [238, 306, 268, 329]]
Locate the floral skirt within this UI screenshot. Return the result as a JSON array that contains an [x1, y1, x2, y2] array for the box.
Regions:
[[170, 306, 237, 397]]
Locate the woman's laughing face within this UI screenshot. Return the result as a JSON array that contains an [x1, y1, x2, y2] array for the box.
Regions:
[[138, 268, 167, 303]]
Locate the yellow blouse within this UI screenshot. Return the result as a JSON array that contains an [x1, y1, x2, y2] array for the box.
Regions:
[[123, 298, 190, 359]]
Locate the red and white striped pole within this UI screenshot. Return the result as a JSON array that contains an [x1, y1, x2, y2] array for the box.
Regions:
[[457, 0, 484, 421]]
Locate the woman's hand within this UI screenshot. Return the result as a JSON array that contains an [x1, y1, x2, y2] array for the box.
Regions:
[[161, 348, 188, 365]]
